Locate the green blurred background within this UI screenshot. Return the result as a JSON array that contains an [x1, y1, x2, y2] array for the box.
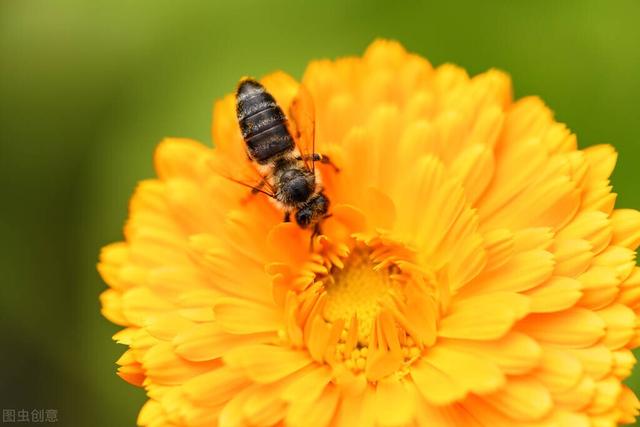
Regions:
[[1, 0, 639, 425]]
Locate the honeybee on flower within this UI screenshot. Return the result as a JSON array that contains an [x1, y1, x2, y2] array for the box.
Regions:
[[99, 40, 640, 427]]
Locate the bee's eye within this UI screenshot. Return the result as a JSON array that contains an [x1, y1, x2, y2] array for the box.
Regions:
[[295, 209, 312, 228]]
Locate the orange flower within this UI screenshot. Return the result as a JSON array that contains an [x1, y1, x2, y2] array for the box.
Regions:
[[99, 40, 640, 426]]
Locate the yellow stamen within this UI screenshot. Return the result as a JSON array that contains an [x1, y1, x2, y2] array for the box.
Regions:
[[322, 249, 400, 342]]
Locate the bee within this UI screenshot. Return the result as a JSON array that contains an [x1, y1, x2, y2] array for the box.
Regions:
[[233, 78, 338, 236]]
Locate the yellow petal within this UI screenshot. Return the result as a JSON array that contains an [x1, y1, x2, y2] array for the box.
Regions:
[[410, 359, 465, 405], [137, 400, 166, 427], [587, 376, 622, 414], [617, 386, 640, 424], [154, 137, 210, 180], [502, 96, 553, 148], [477, 136, 547, 222], [280, 365, 332, 403], [121, 287, 175, 327], [460, 249, 554, 295], [482, 376, 552, 421], [213, 297, 282, 334], [173, 322, 274, 362], [241, 384, 287, 426], [421, 344, 505, 395], [595, 304, 636, 350], [218, 386, 252, 427], [612, 349, 635, 378], [145, 312, 194, 341], [482, 228, 514, 272], [553, 376, 596, 411], [577, 266, 621, 310], [183, 368, 250, 407], [333, 384, 376, 427], [610, 209, 640, 250], [568, 346, 612, 380], [100, 289, 128, 326], [557, 211, 612, 255], [583, 144, 617, 184], [535, 346, 583, 393], [441, 332, 541, 375], [285, 385, 339, 427], [593, 245, 636, 282], [552, 239, 593, 277], [142, 342, 217, 386], [375, 378, 416, 427], [524, 276, 582, 313], [439, 292, 529, 340], [450, 143, 495, 205], [223, 344, 311, 383], [517, 308, 605, 347]]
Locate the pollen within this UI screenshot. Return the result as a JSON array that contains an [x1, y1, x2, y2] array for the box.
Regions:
[[322, 249, 399, 342], [302, 246, 429, 378]]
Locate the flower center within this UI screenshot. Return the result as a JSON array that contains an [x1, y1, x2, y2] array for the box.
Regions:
[[323, 249, 400, 343], [291, 243, 440, 381]]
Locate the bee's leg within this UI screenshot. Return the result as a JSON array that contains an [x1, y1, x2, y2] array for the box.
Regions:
[[240, 179, 268, 204], [284, 211, 291, 223], [296, 153, 340, 173], [251, 179, 267, 195]]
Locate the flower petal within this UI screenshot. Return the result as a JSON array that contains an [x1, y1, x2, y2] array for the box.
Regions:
[[183, 367, 250, 407], [523, 276, 582, 313], [410, 359, 465, 405], [285, 385, 339, 427], [482, 376, 553, 421], [517, 308, 605, 347], [173, 322, 275, 362], [421, 344, 504, 396], [440, 332, 541, 375], [213, 297, 282, 334], [223, 345, 311, 383], [375, 378, 416, 427], [439, 292, 529, 340]]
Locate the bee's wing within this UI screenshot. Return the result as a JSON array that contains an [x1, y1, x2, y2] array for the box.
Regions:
[[288, 83, 316, 174], [208, 153, 276, 198]]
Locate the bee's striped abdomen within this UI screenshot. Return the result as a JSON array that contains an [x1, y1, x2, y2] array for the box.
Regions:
[[236, 79, 295, 164]]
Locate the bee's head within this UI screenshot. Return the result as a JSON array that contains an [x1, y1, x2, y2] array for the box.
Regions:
[[280, 169, 314, 204], [295, 193, 329, 229]]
